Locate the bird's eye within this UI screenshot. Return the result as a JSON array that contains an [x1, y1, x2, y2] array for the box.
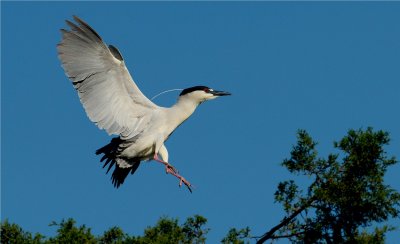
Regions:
[[204, 88, 210, 93]]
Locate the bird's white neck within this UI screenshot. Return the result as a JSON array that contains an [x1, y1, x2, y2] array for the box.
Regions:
[[167, 96, 201, 130]]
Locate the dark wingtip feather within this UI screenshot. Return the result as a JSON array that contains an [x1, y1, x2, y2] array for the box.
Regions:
[[106, 161, 114, 174], [111, 167, 130, 188], [65, 19, 78, 29], [60, 29, 68, 35], [110, 162, 140, 188], [130, 162, 141, 175], [104, 157, 113, 167], [100, 154, 108, 162], [72, 15, 102, 41], [96, 138, 140, 189]]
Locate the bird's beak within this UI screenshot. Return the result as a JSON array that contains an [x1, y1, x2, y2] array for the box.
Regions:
[[211, 90, 231, 96]]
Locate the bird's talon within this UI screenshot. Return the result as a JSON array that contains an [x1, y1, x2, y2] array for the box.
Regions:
[[161, 162, 192, 192]]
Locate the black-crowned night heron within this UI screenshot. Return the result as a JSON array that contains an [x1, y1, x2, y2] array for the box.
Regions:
[[57, 16, 230, 192]]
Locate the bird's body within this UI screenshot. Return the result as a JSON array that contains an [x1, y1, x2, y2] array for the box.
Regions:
[[57, 16, 230, 191], [107, 98, 199, 163]]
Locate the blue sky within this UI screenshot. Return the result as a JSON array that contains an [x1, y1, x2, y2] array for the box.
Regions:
[[2, 2, 400, 243]]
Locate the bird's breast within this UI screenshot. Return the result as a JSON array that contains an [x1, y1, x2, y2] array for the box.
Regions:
[[119, 134, 156, 160]]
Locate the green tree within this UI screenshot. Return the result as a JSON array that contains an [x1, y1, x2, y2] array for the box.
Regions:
[[221, 227, 251, 244], [1, 219, 44, 244], [98, 226, 129, 244], [47, 218, 96, 244], [1, 216, 210, 243], [134, 215, 209, 244], [257, 128, 400, 243], [136, 217, 185, 243], [182, 215, 209, 243]]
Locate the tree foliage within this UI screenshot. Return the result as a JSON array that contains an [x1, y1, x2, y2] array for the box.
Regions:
[[257, 128, 400, 243], [98, 226, 127, 244], [1, 215, 213, 244], [221, 227, 251, 244], [1, 219, 44, 244], [181, 215, 209, 243], [48, 218, 96, 244], [135, 215, 209, 243]]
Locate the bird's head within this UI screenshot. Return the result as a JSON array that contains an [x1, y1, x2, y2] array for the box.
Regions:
[[179, 86, 231, 103]]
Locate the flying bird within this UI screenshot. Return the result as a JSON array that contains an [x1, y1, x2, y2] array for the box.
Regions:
[[57, 16, 230, 192]]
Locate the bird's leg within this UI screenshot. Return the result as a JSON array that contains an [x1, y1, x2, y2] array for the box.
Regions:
[[153, 154, 178, 174], [165, 169, 193, 193], [153, 154, 193, 193]]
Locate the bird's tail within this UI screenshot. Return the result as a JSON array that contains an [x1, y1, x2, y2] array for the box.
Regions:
[[96, 138, 140, 188]]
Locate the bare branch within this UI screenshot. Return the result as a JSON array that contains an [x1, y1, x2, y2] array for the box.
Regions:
[[270, 231, 306, 239], [256, 197, 315, 244]]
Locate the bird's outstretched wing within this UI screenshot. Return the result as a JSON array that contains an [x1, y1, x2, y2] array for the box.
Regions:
[[57, 16, 158, 139]]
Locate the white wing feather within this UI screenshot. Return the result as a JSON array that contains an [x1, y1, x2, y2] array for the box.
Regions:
[[57, 16, 158, 139]]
